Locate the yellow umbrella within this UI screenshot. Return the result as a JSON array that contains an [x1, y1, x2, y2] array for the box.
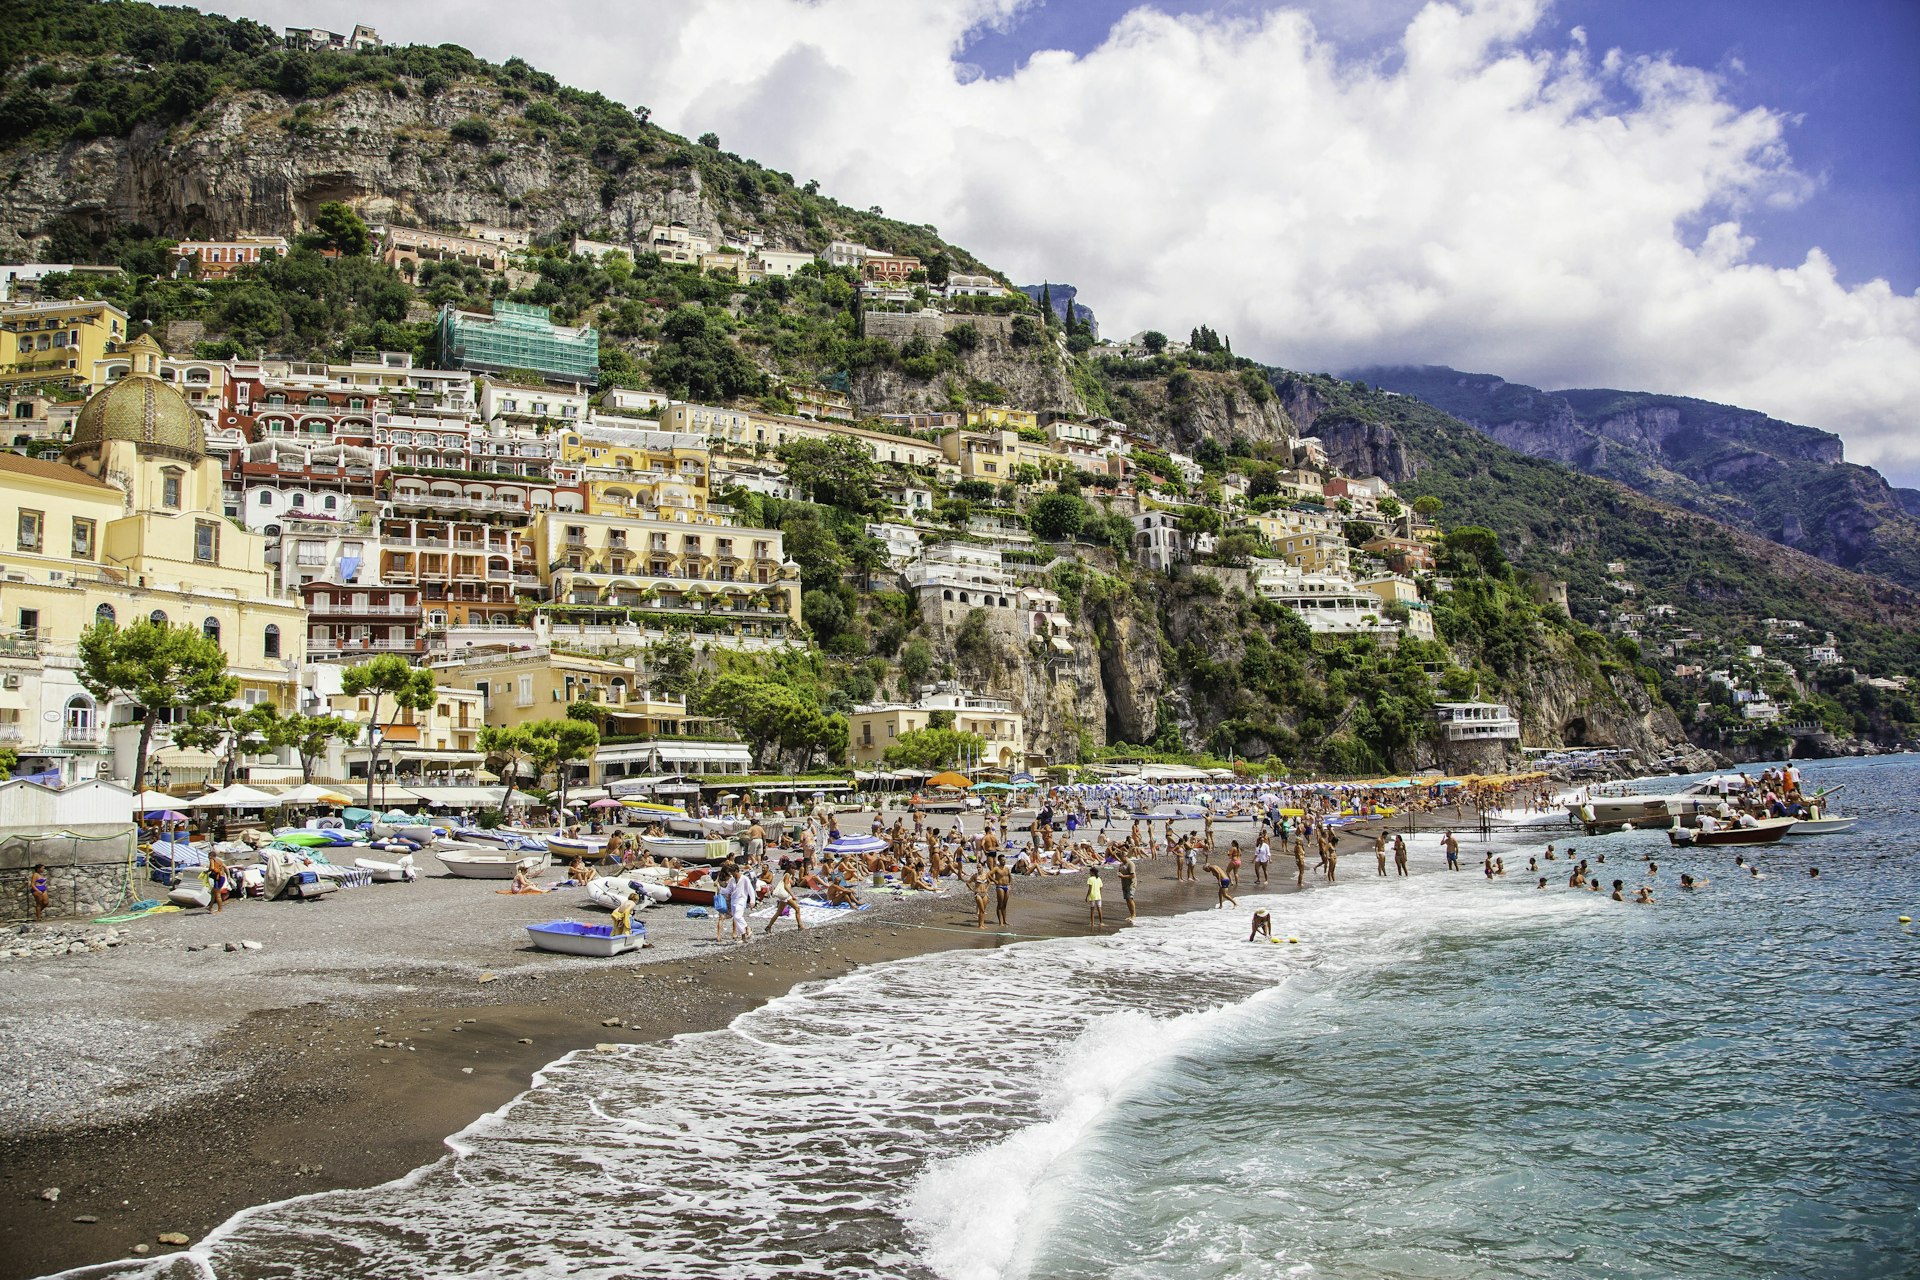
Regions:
[[928, 771, 973, 789]]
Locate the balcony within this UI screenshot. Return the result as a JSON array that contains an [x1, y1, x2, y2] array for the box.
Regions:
[[306, 601, 421, 617], [61, 723, 99, 745], [308, 637, 424, 655]]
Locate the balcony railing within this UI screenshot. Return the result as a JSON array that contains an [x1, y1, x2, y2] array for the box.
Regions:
[[61, 723, 99, 745]]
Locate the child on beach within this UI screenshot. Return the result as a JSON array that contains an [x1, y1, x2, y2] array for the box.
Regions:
[[1086, 868, 1104, 928]]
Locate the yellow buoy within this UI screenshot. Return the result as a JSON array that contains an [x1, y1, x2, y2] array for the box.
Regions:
[[1901, 916, 1912, 924], [1288, 937, 1299, 944]]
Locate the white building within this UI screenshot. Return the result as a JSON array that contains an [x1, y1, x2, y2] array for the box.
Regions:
[[1132, 510, 1191, 572], [1432, 702, 1521, 743]]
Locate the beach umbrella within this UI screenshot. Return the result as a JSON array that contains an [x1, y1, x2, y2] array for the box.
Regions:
[[279, 782, 352, 806], [133, 790, 180, 811], [588, 798, 623, 810], [826, 834, 887, 856], [927, 772, 972, 789], [187, 783, 279, 809], [142, 809, 187, 822]]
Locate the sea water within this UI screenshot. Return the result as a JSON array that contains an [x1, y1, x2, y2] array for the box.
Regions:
[[59, 758, 1920, 1280]]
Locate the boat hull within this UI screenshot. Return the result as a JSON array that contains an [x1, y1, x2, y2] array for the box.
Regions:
[[639, 834, 734, 863], [548, 836, 614, 862], [438, 849, 550, 879], [1786, 817, 1858, 836], [525, 920, 642, 957], [1667, 820, 1795, 847]]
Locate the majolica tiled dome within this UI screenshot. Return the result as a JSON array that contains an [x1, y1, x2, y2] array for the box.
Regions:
[[66, 334, 206, 461]]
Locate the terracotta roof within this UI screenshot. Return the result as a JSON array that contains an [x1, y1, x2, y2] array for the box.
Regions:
[[0, 451, 119, 490]]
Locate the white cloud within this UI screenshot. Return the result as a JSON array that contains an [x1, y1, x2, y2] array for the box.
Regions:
[[221, 0, 1920, 485]]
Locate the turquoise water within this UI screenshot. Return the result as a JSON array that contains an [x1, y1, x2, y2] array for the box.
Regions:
[[1017, 757, 1920, 1279], [60, 757, 1920, 1280]]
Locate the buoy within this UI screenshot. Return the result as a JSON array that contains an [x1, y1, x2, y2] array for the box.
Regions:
[[1288, 937, 1299, 944], [1901, 916, 1912, 924]]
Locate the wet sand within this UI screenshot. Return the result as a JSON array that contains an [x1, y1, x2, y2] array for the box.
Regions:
[[1, 824, 1340, 1280]]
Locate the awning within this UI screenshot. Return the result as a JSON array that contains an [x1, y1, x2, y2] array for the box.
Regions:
[[155, 748, 220, 770], [1050, 636, 1074, 654], [652, 742, 752, 765]]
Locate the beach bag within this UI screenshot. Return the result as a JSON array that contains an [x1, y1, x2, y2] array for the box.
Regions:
[[714, 888, 731, 913]]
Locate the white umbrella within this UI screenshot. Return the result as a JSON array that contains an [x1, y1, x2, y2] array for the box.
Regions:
[[277, 782, 353, 806], [188, 783, 280, 809], [133, 790, 180, 811]]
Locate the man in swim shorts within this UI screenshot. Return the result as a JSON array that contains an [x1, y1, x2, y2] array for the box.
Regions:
[[1116, 853, 1137, 922]]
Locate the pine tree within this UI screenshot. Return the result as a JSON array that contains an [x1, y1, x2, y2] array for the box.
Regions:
[[1040, 282, 1054, 326]]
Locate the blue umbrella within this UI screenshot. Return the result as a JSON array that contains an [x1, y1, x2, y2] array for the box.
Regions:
[[143, 809, 188, 822]]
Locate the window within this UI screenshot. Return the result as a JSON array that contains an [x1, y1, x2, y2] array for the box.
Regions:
[[194, 521, 218, 563], [161, 470, 183, 510], [71, 518, 95, 560], [149, 610, 167, 625], [517, 676, 534, 706], [94, 603, 115, 627], [16, 510, 41, 552], [17, 609, 38, 640], [202, 617, 221, 643], [263, 624, 281, 659]]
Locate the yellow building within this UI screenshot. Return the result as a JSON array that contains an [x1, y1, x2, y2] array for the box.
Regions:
[[0, 298, 128, 393], [1248, 508, 1351, 576], [527, 509, 801, 642], [964, 406, 1039, 431], [848, 689, 1027, 769], [0, 335, 305, 784], [329, 684, 484, 783], [939, 428, 1070, 481], [553, 427, 712, 517], [429, 647, 700, 734]]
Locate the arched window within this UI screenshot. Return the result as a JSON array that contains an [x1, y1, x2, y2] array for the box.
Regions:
[[202, 617, 221, 644], [323, 495, 337, 511], [94, 603, 115, 627], [149, 610, 167, 626], [263, 624, 281, 659], [257, 490, 274, 505], [290, 493, 305, 508]]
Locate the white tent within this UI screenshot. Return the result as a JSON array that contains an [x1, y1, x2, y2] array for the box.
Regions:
[[276, 783, 353, 806], [133, 790, 183, 812], [186, 783, 280, 809]]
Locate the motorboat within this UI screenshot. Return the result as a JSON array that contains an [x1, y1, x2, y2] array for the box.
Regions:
[[525, 919, 644, 957], [1667, 817, 1796, 847], [1570, 777, 1755, 831], [661, 867, 717, 906], [437, 847, 550, 879], [452, 827, 551, 852], [353, 853, 417, 883], [1787, 815, 1858, 836], [548, 834, 614, 862], [639, 834, 735, 863]]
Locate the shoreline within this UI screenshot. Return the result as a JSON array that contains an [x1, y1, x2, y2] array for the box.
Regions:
[[1, 811, 1529, 1279]]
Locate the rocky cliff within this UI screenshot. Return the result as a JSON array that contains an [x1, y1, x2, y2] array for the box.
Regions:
[[1352, 365, 1920, 590]]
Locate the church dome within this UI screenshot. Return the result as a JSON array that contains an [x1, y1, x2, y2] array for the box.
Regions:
[[65, 334, 206, 461]]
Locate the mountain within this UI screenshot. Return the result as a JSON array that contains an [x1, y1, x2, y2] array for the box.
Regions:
[[1349, 365, 1920, 590], [1017, 283, 1097, 337], [1, 0, 1913, 767]]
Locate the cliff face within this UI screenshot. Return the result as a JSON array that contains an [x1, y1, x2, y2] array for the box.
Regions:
[[1354, 366, 1920, 590], [7, 85, 707, 254], [850, 322, 1086, 418], [1107, 369, 1297, 453]]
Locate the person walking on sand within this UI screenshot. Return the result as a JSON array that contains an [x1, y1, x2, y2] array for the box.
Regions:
[[1116, 852, 1137, 922], [968, 865, 990, 930], [208, 853, 229, 914], [1294, 840, 1308, 888], [1086, 867, 1105, 929], [764, 859, 807, 935], [990, 855, 1013, 927], [1227, 841, 1243, 887], [1253, 834, 1271, 885], [1393, 833, 1409, 877], [1204, 861, 1239, 909]]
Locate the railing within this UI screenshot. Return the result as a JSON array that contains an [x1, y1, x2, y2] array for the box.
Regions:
[[61, 723, 99, 745], [308, 638, 424, 654], [306, 602, 420, 616]]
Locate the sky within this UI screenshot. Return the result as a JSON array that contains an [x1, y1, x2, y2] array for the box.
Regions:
[[216, 0, 1920, 486]]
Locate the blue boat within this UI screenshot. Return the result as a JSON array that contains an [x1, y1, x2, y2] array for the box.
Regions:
[[525, 919, 644, 957]]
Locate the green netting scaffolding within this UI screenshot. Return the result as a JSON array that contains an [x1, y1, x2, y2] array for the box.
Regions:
[[435, 301, 599, 383]]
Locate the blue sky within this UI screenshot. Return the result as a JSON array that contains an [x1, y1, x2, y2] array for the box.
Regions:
[[959, 0, 1920, 293]]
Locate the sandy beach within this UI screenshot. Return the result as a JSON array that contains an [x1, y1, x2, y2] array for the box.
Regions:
[[1, 805, 1484, 1280]]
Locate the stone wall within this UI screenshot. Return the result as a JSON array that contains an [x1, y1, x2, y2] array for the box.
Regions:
[[0, 828, 138, 923], [861, 311, 949, 345]]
